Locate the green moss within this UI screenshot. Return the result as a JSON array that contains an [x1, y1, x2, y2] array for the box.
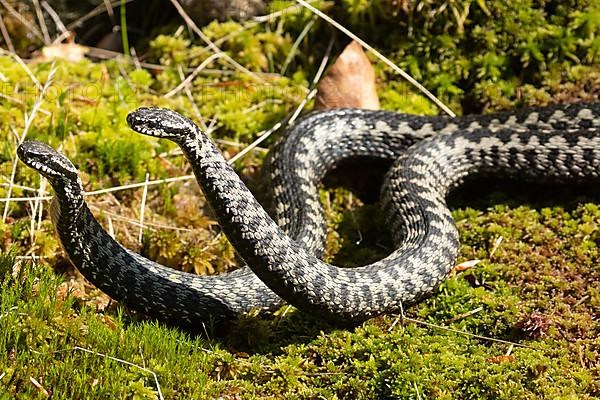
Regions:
[[0, 1, 599, 398]]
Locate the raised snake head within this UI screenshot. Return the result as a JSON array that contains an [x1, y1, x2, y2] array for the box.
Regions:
[[127, 107, 201, 144], [18, 141, 79, 184]]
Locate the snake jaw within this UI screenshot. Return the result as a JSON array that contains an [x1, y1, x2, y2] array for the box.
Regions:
[[17, 140, 78, 182], [127, 107, 200, 143]]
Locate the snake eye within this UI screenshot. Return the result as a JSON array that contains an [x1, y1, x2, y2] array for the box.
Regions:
[[127, 107, 199, 142], [17, 141, 78, 181]]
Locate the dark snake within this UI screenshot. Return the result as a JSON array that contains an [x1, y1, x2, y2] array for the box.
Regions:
[[17, 102, 600, 323]]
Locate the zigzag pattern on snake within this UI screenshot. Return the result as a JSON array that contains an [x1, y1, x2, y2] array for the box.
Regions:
[[17, 102, 600, 323]]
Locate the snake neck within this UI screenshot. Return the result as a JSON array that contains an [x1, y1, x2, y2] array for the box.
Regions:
[[49, 196, 84, 261], [181, 132, 292, 244], [48, 178, 85, 227]]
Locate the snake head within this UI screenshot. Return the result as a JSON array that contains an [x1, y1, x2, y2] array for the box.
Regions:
[[17, 140, 79, 182], [127, 107, 200, 144]]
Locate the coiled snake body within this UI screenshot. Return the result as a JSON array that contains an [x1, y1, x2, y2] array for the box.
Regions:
[[17, 102, 600, 323]]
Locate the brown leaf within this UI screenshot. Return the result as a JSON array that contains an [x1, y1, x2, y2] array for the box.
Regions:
[[315, 41, 380, 110], [485, 355, 515, 364]]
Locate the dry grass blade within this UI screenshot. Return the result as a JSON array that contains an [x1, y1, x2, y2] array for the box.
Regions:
[[227, 122, 283, 165], [176, 65, 208, 131], [138, 173, 149, 244], [73, 346, 164, 400], [32, 0, 50, 44], [0, 181, 45, 192], [294, 0, 456, 117], [400, 316, 538, 350], [0, 14, 14, 53], [86, 175, 195, 195], [101, 0, 116, 24], [41, 1, 67, 37], [0, 175, 197, 203], [107, 214, 115, 238], [443, 306, 484, 324], [87, 45, 281, 79], [28, 176, 48, 250], [15, 255, 45, 260], [165, 52, 224, 99], [490, 236, 503, 258], [0, 196, 52, 202], [89, 204, 195, 232], [65, 0, 134, 32], [29, 376, 50, 398], [130, 46, 142, 69], [414, 381, 423, 400]]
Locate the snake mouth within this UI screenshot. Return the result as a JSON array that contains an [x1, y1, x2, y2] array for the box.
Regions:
[[127, 107, 199, 142], [17, 140, 78, 181]]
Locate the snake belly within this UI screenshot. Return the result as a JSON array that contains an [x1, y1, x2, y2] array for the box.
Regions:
[[127, 102, 600, 321]]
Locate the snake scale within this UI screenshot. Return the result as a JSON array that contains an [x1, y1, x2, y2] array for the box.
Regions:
[[17, 102, 600, 323]]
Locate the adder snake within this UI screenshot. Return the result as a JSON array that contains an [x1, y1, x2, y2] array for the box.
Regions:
[[17, 102, 600, 323]]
